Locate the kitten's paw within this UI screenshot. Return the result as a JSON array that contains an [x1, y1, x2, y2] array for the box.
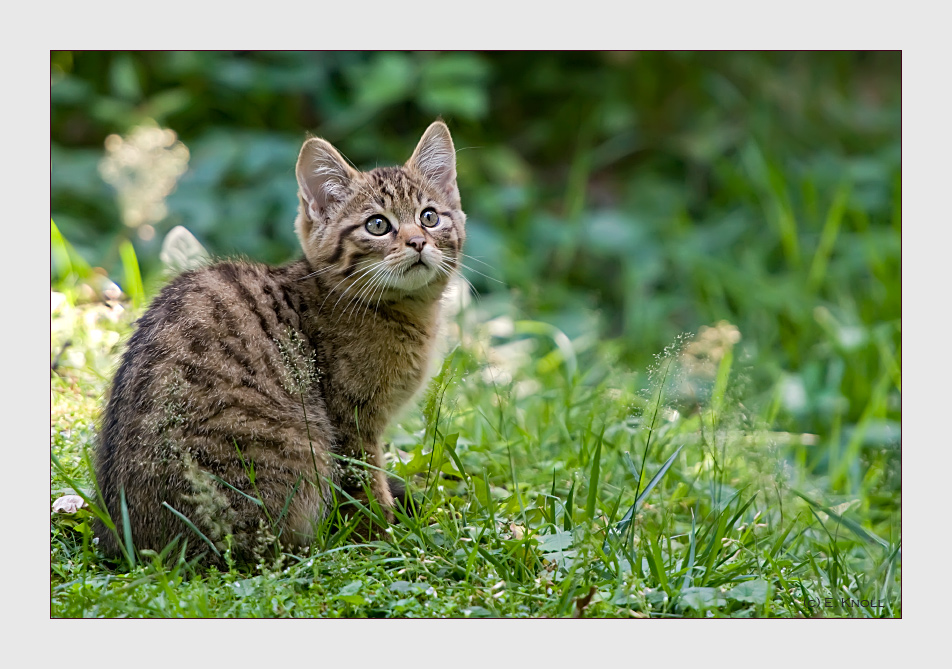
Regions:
[[388, 477, 422, 517]]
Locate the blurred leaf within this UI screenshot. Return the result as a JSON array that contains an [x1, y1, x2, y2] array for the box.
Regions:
[[110, 54, 142, 101], [141, 88, 193, 122], [680, 587, 727, 611], [478, 146, 531, 186], [215, 58, 257, 91], [727, 579, 769, 604], [534, 530, 573, 552], [463, 606, 494, 618], [585, 212, 646, 256], [419, 53, 489, 120], [338, 580, 363, 597], [51, 75, 93, 104], [51, 146, 110, 198], [352, 52, 416, 110]]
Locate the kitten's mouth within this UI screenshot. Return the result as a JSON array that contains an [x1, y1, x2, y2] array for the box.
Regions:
[[393, 253, 440, 291]]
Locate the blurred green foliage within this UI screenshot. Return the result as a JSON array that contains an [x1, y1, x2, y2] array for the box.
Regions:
[[50, 51, 900, 456]]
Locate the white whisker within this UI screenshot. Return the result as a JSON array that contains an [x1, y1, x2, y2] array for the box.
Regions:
[[433, 257, 479, 306], [321, 260, 383, 315], [350, 267, 387, 321], [461, 253, 500, 272], [459, 262, 506, 286], [298, 263, 342, 281], [359, 264, 396, 325], [364, 266, 396, 327], [345, 262, 392, 325], [338, 267, 384, 323]]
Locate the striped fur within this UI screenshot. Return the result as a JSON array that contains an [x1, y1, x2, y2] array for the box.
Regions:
[[94, 122, 465, 563]]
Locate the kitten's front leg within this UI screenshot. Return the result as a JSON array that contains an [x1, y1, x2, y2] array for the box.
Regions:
[[370, 453, 396, 523], [364, 440, 395, 522]]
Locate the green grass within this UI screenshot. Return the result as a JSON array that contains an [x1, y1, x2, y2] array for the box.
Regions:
[[51, 288, 900, 618], [50, 52, 899, 618]]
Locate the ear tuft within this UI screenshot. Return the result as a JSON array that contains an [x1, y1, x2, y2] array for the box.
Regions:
[[407, 121, 458, 202], [296, 137, 356, 225]]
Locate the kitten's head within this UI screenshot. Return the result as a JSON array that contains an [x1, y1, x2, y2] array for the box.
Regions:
[[295, 121, 465, 300]]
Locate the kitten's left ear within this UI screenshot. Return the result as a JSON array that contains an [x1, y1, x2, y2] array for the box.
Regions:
[[408, 121, 459, 204]]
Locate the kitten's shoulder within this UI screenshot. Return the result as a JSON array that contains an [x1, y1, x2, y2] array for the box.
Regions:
[[149, 257, 310, 302], [147, 258, 315, 340]]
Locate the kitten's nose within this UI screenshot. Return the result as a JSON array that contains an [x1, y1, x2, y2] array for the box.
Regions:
[[406, 236, 426, 253]]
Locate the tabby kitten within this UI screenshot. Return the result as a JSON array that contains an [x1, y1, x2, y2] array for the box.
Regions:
[[94, 121, 465, 563]]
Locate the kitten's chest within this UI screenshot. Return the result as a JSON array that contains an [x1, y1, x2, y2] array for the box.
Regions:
[[316, 304, 439, 421]]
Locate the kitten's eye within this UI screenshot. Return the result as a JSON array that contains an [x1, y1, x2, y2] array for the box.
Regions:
[[365, 215, 392, 236], [420, 208, 440, 228]]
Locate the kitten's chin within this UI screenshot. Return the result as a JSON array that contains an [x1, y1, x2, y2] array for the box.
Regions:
[[390, 263, 442, 293]]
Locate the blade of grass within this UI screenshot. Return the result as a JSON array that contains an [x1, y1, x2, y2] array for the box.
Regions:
[[483, 471, 498, 537], [514, 320, 578, 381], [207, 473, 265, 507], [564, 481, 575, 531], [585, 425, 604, 522], [119, 239, 145, 309], [807, 183, 851, 291], [161, 502, 221, 558], [699, 507, 730, 587], [274, 473, 305, 534], [635, 356, 674, 501], [831, 368, 892, 491], [792, 490, 888, 548], [726, 491, 758, 533], [51, 450, 115, 534], [120, 487, 136, 569], [680, 510, 697, 592], [442, 432, 467, 480], [644, 532, 670, 595], [710, 347, 733, 416], [616, 444, 684, 537], [769, 514, 801, 558]]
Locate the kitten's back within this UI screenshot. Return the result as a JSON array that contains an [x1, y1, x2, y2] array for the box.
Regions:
[[95, 259, 332, 561]]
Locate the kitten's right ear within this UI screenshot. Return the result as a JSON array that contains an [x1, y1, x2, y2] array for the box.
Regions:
[[408, 121, 459, 205], [296, 137, 356, 226]]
